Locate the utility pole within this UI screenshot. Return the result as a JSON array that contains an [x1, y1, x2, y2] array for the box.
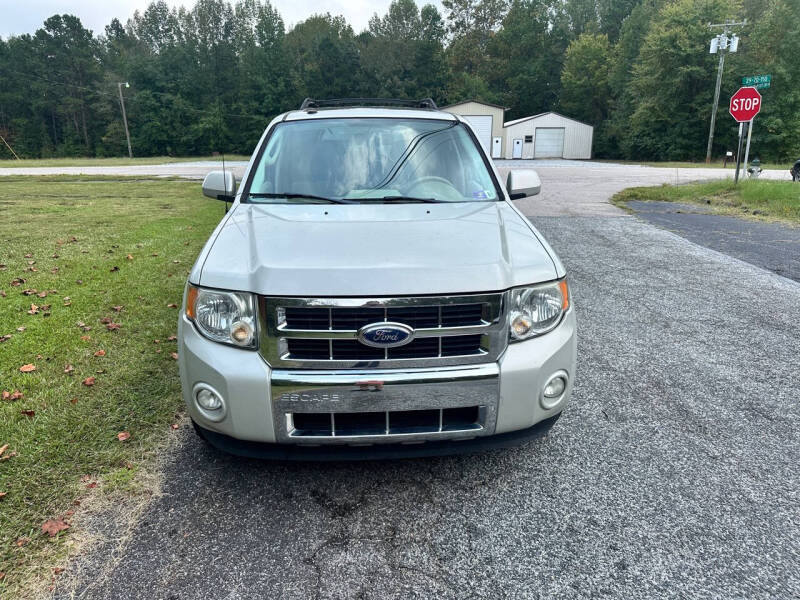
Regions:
[[117, 82, 133, 158], [705, 20, 745, 164]]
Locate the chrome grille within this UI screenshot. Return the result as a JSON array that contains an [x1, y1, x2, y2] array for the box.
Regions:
[[259, 293, 507, 369]]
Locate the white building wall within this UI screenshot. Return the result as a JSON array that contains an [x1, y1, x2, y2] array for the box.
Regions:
[[443, 101, 506, 157], [503, 113, 593, 159]]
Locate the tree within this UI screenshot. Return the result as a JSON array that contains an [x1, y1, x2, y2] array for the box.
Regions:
[[560, 33, 611, 125], [626, 0, 742, 160], [443, 0, 510, 75]]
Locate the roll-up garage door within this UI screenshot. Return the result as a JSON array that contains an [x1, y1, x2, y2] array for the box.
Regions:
[[461, 116, 493, 155], [534, 127, 565, 158]]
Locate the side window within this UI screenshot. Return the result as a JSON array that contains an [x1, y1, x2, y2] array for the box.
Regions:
[[524, 135, 533, 143]]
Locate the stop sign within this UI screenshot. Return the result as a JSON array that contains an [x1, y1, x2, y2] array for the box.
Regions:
[[729, 87, 762, 122]]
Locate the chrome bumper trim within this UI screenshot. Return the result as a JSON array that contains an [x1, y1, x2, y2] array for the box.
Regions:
[[271, 363, 500, 444]]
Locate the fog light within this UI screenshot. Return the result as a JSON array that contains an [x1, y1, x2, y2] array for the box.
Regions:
[[541, 371, 568, 409], [194, 384, 226, 421], [196, 388, 222, 410]]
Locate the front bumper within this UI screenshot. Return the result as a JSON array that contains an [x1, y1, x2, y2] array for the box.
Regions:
[[178, 309, 576, 447]]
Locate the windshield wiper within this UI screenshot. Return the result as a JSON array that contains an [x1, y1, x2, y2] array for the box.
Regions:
[[371, 196, 447, 204], [247, 192, 356, 204]]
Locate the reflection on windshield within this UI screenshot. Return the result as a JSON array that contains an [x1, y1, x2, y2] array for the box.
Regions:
[[247, 118, 499, 203]]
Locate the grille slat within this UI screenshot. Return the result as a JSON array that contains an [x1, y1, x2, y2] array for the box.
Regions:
[[290, 407, 482, 438], [283, 303, 485, 331], [287, 335, 482, 361]]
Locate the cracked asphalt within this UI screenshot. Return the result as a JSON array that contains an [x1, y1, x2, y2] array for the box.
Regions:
[[54, 207, 800, 599]]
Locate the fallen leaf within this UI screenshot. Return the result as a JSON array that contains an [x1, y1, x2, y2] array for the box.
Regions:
[[41, 518, 69, 537], [64, 364, 74, 374], [106, 323, 121, 331], [155, 349, 161, 354], [0, 572, 4, 580], [51, 267, 60, 274], [109, 266, 119, 272], [151, 253, 159, 257], [85, 482, 97, 489], [0, 334, 11, 343], [112, 305, 123, 312], [80, 335, 91, 341], [53, 567, 64, 575], [154, 339, 160, 344], [68, 236, 77, 243], [0, 290, 6, 298], [0, 444, 7, 457], [19, 364, 36, 373], [171, 423, 179, 430], [27, 304, 39, 315], [167, 303, 178, 308], [52, 253, 59, 259], [117, 431, 130, 442], [82, 376, 95, 387], [93, 350, 106, 357], [126, 254, 134, 260], [171, 352, 178, 360], [10, 277, 25, 286], [20, 409, 35, 418], [99, 317, 112, 324], [167, 335, 177, 341], [37, 291, 47, 298], [24, 253, 32, 258], [172, 260, 180, 264], [17, 326, 25, 332], [70, 397, 78, 404], [0, 451, 17, 461], [11, 390, 22, 400], [22, 288, 37, 296], [15, 537, 28, 547]]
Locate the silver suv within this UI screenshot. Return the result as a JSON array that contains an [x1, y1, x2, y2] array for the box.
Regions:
[[179, 98, 576, 459]]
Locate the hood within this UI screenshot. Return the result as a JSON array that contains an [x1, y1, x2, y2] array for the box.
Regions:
[[196, 201, 557, 297]]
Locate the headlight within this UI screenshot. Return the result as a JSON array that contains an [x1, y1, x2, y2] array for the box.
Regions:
[[508, 279, 570, 342], [185, 285, 258, 348]]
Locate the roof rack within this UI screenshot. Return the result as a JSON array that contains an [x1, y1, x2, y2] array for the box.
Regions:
[[299, 98, 438, 111]]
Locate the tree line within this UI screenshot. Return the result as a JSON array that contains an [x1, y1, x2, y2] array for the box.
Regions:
[[0, 0, 797, 161]]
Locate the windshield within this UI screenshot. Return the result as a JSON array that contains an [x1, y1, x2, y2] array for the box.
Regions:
[[246, 117, 499, 203]]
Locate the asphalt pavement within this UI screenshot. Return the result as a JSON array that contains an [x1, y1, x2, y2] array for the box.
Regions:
[[53, 199, 800, 597], [624, 200, 800, 282]]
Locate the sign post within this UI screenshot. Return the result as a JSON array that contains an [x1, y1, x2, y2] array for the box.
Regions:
[[729, 87, 762, 183]]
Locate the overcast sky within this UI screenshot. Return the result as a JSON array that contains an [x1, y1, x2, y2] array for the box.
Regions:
[[0, 0, 444, 39]]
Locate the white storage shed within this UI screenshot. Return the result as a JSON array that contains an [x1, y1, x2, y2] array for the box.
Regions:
[[503, 112, 593, 160], [442, 100, 507, 159]]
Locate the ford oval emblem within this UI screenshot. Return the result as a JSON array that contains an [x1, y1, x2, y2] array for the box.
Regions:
[[358, 322, 414, 348]]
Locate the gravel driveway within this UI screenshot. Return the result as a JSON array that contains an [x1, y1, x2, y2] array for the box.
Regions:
[[52, 162, 800, 599]]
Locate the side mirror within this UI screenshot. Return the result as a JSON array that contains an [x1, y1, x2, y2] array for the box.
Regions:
[[202, 170, 237, 202], [506, 170, 541, 200]]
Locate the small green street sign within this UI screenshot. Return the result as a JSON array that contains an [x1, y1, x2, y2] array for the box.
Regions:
[[742, 75, 771, 89]]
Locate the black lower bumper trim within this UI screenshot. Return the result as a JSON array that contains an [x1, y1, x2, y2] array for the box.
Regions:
[[193, 412, 561, 461]]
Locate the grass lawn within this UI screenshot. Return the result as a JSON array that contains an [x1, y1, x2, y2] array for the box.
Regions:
[[0, 176, 222, 596], [0, 155, 249, 168], [613, 179, 800, 224]]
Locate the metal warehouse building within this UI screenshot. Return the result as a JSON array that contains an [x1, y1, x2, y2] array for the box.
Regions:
[[504, 112, 594, 159], [442, 100, 507, 158]]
